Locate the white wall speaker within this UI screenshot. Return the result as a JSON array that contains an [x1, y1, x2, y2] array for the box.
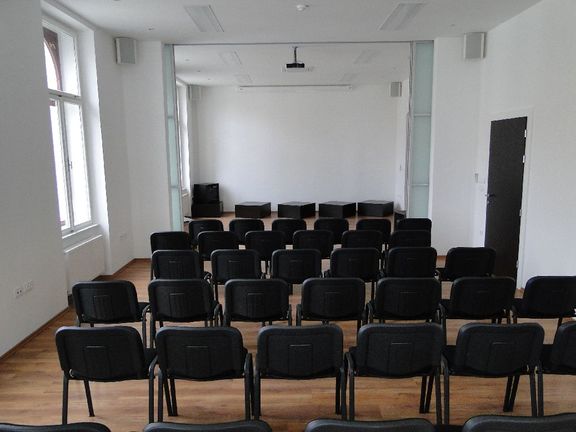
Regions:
[[115, 37, 137, 64], [463, 32, 486, 60], [390, 81, 403, 98]]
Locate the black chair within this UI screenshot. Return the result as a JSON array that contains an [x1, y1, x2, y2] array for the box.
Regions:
[[461, 413, 576, 432], [305, 418, 435, 432], [385, 247, 437, 278], [245, 230, 286, 274], [341, 230, 384, 252], [293, 230, 334, 259], [72, 280, 150, 347], [297, 278, 366, 331], [345, 323, 443, 423], [211, 249, 262, 302], [143, 420, 272, 432], [314, 218, 349, 244], [512, 276, 576, 328], [224, 279, 292, 326], [55, 326, 156, 424], [150, 232, 192, 278], [151, 250, 206, 280], [396, 218, 432, 232], [154, 327, 252, 421], [271, 218, 306, 246], [270, 249, 322, 294], [388, 231, 431, 249], [148, 279, 221, 341], [254, 324, 345, 419], [189, 219, 224, 249], [537, 322, 576, 416], [356, 219, 392, 249], [442, 323, 544, 424], [325, 248, 382, 301], [197, 231, 239, 262], [440, 277, 516, 342], [0, 424, 111, 432], [437, 247, 496, 282], [367, 278, 441, 323], [229, 219, 265, 245]]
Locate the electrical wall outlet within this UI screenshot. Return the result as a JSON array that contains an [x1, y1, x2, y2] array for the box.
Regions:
[[14, 286, 23, 298]]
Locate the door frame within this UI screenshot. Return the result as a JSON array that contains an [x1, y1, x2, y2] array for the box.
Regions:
[[483, 107, 534, 287]]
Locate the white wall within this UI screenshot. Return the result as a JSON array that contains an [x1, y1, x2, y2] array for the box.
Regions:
[[0, 0, 68, 355], [394, 79, 409, 211], [195, 86, 398, 210], [475, 0, 576, 285], [121, 41, 171, 257], [429, 37, 482, 254]]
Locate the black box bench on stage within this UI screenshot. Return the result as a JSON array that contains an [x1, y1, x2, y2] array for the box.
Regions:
[[278, 202, 315, 219], [318, 201, 356, 218], [357, 200, 394, 217], [235, 202, 271, 218]]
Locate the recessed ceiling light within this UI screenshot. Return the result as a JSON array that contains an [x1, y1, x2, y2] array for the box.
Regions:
[[184, 5, 224, 32], [219, 51, 242, 66], [379, 2, 425, 31], [296, 4, 309, 12]]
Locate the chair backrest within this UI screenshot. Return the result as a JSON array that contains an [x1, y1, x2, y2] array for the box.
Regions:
[[305, 418, 435, 432], [197, 231, 239, 261], [448, 277, 516, 317], [155, 327, 246, 380], [386, 247, 437, 278], [356, 219, 392, 245], [211, 249, 261, 283], [452, 323, 544, 375], [55, 326, 147, 380], [314, 218, 349, 244], [152, 250, 204, 279], [271, 218, 307, 246], [143, 420, 272, 432], [396, 218, 432, 232], [301, 278, 366, 320], [329, 248, 381, 281], [341, 230, 383, 251], [225, 279, 289, 322], [245, 230, 286, 261], [0, 424, 112, 432], [374, 278, 441, 320], [521, 276, 576, 317], [72, 280, 140, 324], [354, 324, 443, 376], [151, 231, 191, 253], [270, 249, 322, 284], [148, 279, 215, 322], [548, 322, 576, 370], [442, 247, 496, 280], [256, 325, 343, 378], [229, 218, 265, 244], [462, 413, 576, 432], [389, 230, 431, 248], [189, 219, 224, 246], [293, 230, 334, 259]]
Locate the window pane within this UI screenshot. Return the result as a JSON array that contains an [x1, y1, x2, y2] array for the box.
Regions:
[[63, 102, 91, 226], [43, 29, 61, 91], [43, 25, 79, 95], [49, 100, 70, 230]]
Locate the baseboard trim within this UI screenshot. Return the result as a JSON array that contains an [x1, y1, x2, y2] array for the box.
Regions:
[[96, 258, 148, 281], [0, 306, 71, 363]]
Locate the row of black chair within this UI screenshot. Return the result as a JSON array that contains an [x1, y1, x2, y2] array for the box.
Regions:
[[5, 412, 576, 432], [56, 321, 576, 425]]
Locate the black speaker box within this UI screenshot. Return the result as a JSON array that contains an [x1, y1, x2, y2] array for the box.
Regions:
[[193, 183, 219, 203]]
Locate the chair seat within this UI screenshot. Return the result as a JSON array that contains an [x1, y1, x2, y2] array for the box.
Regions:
[[441, 299, 507, 320], [539, 344, 576, 374], [349, 347, 435, 378], [513, 298, 576, 318], [443, 346, 529, 377]]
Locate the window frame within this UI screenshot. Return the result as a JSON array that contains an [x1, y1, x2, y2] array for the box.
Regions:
[[43, 18, 93, 235]]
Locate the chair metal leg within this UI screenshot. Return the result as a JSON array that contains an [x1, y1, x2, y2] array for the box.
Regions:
[[371, 281, 375, 301], [170, 378, 178, 416], [163, 375, 172, 416], [62, 375, 69, 424], [340, 367, 347, 420], [335, 372, 341, 414], [214, 282, 219, 303], [148, 368, 155, 423], [244, 372, 251, 420], [419, 376, 427, 413], [508, 375, 521, 412], [530, 372, 538, 417], [435, 369, 443, 426], [557, 318, 563, 328], [504, 376, 513, 411], [141, 315, 148, 349], [425, 373, 434, 413], [83, 380, 95, 417], [254, 373, 261, 419], [158, 372, 164, 422], [443, 371, 450, 426], [348, 369, 356, 420], [537, 368, 544, 416]]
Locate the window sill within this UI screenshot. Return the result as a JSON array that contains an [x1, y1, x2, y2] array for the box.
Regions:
[[62, 224, 101, 251]]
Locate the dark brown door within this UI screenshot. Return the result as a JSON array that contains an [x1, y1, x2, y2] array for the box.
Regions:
[[484, 117, 527, 279]]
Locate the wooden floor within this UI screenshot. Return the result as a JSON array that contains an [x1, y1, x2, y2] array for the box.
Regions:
[[0, 213, 573, 431]]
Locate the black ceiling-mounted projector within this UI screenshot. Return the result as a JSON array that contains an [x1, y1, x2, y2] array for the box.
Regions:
[[286, 46, 305, 69]]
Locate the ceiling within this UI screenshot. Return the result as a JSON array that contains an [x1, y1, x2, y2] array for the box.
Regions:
[[53, 0, 542, 86]]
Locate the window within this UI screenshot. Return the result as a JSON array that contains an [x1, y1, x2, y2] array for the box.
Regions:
[[43, 22, 91, 233]]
